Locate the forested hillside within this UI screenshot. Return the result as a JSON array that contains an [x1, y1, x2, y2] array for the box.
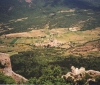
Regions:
[[10, 48, 100, 84], [0, 0, 100, 34]]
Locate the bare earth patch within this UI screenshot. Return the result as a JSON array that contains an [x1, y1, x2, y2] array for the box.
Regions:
[[6, 30, 47, 38]]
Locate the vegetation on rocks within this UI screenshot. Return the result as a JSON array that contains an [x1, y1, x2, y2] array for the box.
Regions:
[[10, 48, 100, 84], [0, 73, 16, 84]]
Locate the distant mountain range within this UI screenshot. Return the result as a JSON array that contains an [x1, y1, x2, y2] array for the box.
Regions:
[[0, 0, 100, 34], [0, 0, 100, 12]]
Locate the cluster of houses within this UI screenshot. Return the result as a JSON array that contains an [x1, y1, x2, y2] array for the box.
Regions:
[[4, 28, 80, 48], [34, 39, 66, 47]]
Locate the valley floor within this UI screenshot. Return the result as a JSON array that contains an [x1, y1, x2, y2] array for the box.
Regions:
[[0, 27, 100, 56]]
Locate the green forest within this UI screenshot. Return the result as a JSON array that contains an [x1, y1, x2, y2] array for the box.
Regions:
[[9, 47, 100, 84], [0, 0, 100, 35]]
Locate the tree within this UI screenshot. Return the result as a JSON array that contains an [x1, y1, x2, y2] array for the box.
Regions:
[[0, 73, 16, 84]]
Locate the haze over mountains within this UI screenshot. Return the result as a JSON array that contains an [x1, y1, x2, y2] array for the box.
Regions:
[[0, 0, 100, 14], [0, 0, 100, 33]]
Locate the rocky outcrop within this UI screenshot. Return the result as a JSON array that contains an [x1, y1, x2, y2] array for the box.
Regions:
[[0, 53, 28, 83], [62, 66, 100, 84]]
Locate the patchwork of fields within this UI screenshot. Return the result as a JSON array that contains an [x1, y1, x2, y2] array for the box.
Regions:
[[1, 27, 100, 46], [7, 27, 99, 44], [10, 38, 34, 44], [0, 27, 100, 56]]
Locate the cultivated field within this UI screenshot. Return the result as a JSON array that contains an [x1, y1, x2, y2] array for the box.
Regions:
[[0, 27, 100, 56]]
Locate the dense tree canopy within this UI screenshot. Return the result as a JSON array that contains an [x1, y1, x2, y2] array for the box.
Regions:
[[10, 47, 100, 84]]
